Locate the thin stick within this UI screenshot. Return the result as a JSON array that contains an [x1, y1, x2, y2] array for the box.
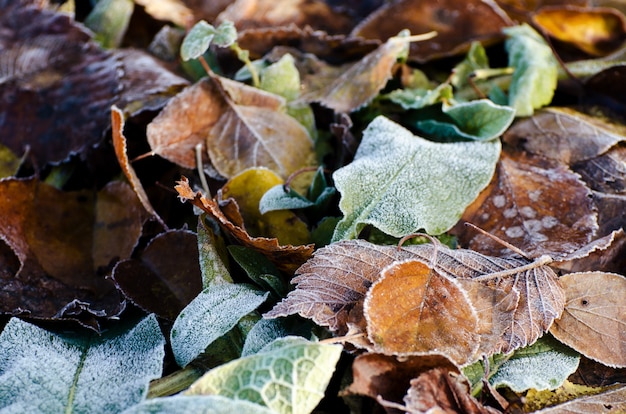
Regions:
[[464, 222, 530, 259], [195, 143, 211, 197]]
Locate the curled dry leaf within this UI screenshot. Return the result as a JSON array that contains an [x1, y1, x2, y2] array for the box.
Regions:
[[148, 76, 316, 179], [112, 230, 202, 321], [456, 148, 598, 259], [351, 0, 511, 62], [550, 272, 626, 368], [175, 177, 314, 273], [365, 259, 481, 365], [267, 239, 565, 362], [0, 2, 120, 168], [111, 106, 167, 228], [532, 6, 626, 56]]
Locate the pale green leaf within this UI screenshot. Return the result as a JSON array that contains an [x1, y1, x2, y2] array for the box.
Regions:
[[332, 116, 500, 240], [213, 21, 237, 48], [416, 100, 515, 141], [241, 319, 291, 357], [122, 395, 273, 414], [0, 144, 20, 179], [451, 41, 490, 88], [185, 337, 342, 414], [171, 284, 269, 367], [197, 218, 232, 288], [489, 336, 580, 392], [259, 185, 315, 214], [180, 20, 216, 61], [0, 315, 165, 414], [84, 0, 133, 48], [387, 83, 454, 110], [261, 54, 301, 101], [504, 24, 558, 117]]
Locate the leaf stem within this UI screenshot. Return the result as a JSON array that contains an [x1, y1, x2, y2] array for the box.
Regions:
[[230, 43, 260, 88], [195, 143, 211, 197], [147, 366, 204, 398]]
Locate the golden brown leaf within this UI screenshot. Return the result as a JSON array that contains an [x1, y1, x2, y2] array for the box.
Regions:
[[365, 260, 480, 365], [550, 272, 626, 368], [532, 6, 626, 56], [111, 106, 167, 228], [175, 177, 313, 273]]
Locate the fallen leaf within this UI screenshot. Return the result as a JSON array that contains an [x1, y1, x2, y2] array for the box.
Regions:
[[531, 385, 626, 413], [0, 3, 120, 169], [175, 177, 314, 273], [332, 116, 501, 240], [134, 0, 194, 27], [365, 259, 481, 365], [532, 6, 626, 56], [84, 0, 134, 49], [523, 380, 607, 412], [550, 272, 626, 368], [124, 396, 274, 414], [220, 168, 310, 246], [0, 145, 21, 180], [111, 106, 167, 228], [112, 230, 203, 321], [456, 148, 598, 259], [351, 0, 511, 62], [404, 367, 500, 414]]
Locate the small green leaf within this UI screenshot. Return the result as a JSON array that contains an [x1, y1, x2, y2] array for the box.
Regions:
[[332, 116, 500, 240], [185, 337, 342, 414], [181, 20, 217, 61], [451, 41, 490, 88], [504, 24, 559, 117], [122, 395, 273, 414], [387, 83, 454, 110], [84, 0, 133, 48], [171, 284, 269, 367], [213, 21, 237, 48], [261, 54, 301, 101], [0, 144, 21, 179], [416, 100, 515, 141], [488, 336, 580, 392], [197, 218, 233, 288], [259, 185, 315, 214], [0, 315, 165, 413]]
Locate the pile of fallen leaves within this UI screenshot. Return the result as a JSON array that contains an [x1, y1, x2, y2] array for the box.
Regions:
[[1, 0, 625, 413]]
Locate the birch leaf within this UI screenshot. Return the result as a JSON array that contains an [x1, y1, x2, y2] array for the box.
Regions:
[[0, 315, 164, 413], [185, 337, 342, 414], [332, 116, 500, 240]]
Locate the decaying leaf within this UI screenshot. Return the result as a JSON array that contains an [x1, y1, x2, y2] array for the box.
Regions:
[[532, 6, 626, 56], [112, 230, 203, 321], [531, 385, 626, 413], [456, 149, 598, 259], [550, 272, 626, 368], [175, 177, 314, 273], [111, 106, 167, 228], [351, 0, 511, 62], [332, 116, 500, 240], [148, 75, 316, 179], [365, 259, 481, 365]]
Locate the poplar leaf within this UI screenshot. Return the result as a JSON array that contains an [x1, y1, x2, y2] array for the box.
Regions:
[[0, 315, 165, 413], [171, 284, 269, 368], [332, 116, 500, 240], [185, 337, 342, 414], [504, 24, 559, 117]]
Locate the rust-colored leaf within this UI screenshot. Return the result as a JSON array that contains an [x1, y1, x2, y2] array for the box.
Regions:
[[175, 177, 313, 273], [455, 149, 598, 259], [550, 272, 626, 368], [111, 106, 167, 228], [365, 259, 480, 365], [532, 6, 626, 56], [0, 3, 120, 169], [112, 230, 202, 321], [0, 178, 145, 329], [404, 367, 501, 414], [351, 0, 511, 62]]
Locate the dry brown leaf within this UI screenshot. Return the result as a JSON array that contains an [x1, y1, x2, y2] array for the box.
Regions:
[[175, 177, 313, 273], [532, 385, 626, 413], [365, 259, 480, 366], [532, 6, 626, 56], [555, 229, 626, 274], [111, 106, 167, 228], [404, 367, 501, 414], [455, 149, 598, 259], [550, 272, 626, 368], [134, 0, 194, 27], [351, 0, 512, 62]]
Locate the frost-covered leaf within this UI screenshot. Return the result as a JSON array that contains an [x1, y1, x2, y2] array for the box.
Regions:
[[197, 219, 233, 288], [487, 336, 580, 392], [451, 41, 490, 88], [180, 20, 217, 61], [416, 99, 515, 141], [228, 245, 286, 297], [504, 24, 559, 117], [550, 272, 626, 368], [171, 283, 269, 367], [122, 395, 274, 414], [386, 83, 453, 110], [332, 116, 500, 240], [185, 337, 342, 414], [260, 53, 301, 101], [212, 21, 237, 47], [0, 315, 165, 413], [84, 0, 133, 48], [259, 185, 315, 214]]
